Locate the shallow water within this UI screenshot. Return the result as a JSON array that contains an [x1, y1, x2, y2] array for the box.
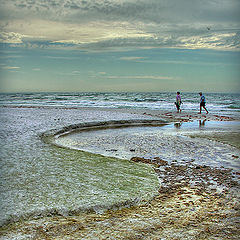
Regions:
[[0, 107, 159, 226], [55, 120, 240, 170]]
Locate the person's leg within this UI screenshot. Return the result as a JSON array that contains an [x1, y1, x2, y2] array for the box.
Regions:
[[203, 106, 208, 114], [199, 105, 202, 114], [177, 104, 180, 113]]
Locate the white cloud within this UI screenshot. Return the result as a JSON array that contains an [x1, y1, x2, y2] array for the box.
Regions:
[[0, 19, 153, 46], [2, 66, 20, 70], [106, 75, 176, 80], [71, 70, 81, 75], [0, 32, 28, 43], [120, 56, 147, 61]]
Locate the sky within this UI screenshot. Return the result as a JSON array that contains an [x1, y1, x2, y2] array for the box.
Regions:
[[0, 0, 239, 93]]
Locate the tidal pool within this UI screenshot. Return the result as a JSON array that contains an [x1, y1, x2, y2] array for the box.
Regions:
[[54, 120, 240, 170]]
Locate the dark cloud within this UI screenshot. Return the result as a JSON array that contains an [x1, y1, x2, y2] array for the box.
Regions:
[[7, 0, 238, 23], [0, 0, 239, 50], [3, 0, 240, 26]]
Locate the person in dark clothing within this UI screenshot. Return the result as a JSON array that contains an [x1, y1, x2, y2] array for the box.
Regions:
[[199, 92, 208, 114]]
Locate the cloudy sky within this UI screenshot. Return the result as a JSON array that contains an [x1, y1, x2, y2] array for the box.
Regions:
[[0, 0, 239, 92]]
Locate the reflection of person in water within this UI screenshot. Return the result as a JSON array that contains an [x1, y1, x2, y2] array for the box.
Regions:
[[199, 119, 206, 127], [174, 122, 182, 129]]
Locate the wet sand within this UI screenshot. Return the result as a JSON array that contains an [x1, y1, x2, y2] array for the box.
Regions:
[[0, 106, 239, 239], [1, 160, 239, 240], [1, 105, 239, 121]]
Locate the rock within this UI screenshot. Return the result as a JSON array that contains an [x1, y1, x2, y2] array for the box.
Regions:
[[106, 149, 118, 152], [154, 157, 168, 166], [131, 157, 146, 162]]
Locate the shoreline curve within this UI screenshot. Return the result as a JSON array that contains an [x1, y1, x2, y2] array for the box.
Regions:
[[40, 119, 168, 146]]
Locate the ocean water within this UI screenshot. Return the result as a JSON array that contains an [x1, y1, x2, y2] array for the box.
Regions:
[[0, 92, 240, 116], [0, 92, 239, 230]]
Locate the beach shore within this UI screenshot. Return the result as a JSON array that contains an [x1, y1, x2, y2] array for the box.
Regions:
[[0, 106, 239, 239], [107, 107, 238, 122]]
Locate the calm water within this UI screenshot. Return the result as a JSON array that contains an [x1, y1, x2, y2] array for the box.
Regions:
[[55, 120, 240, 170], [0, 92, 240, 116]]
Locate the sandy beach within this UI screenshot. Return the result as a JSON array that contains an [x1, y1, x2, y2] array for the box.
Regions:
[[0, 106, 239, 240]]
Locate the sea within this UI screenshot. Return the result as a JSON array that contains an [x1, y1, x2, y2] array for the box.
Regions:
[[0, 92, 239, 233], [0, 92, 240, 116]]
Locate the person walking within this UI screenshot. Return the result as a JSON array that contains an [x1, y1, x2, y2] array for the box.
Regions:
[[199, 92, 208, 114], [175, 91, 182, 113]]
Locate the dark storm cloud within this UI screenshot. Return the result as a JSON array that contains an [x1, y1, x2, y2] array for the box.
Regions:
[[0, 0, 239, 50]]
